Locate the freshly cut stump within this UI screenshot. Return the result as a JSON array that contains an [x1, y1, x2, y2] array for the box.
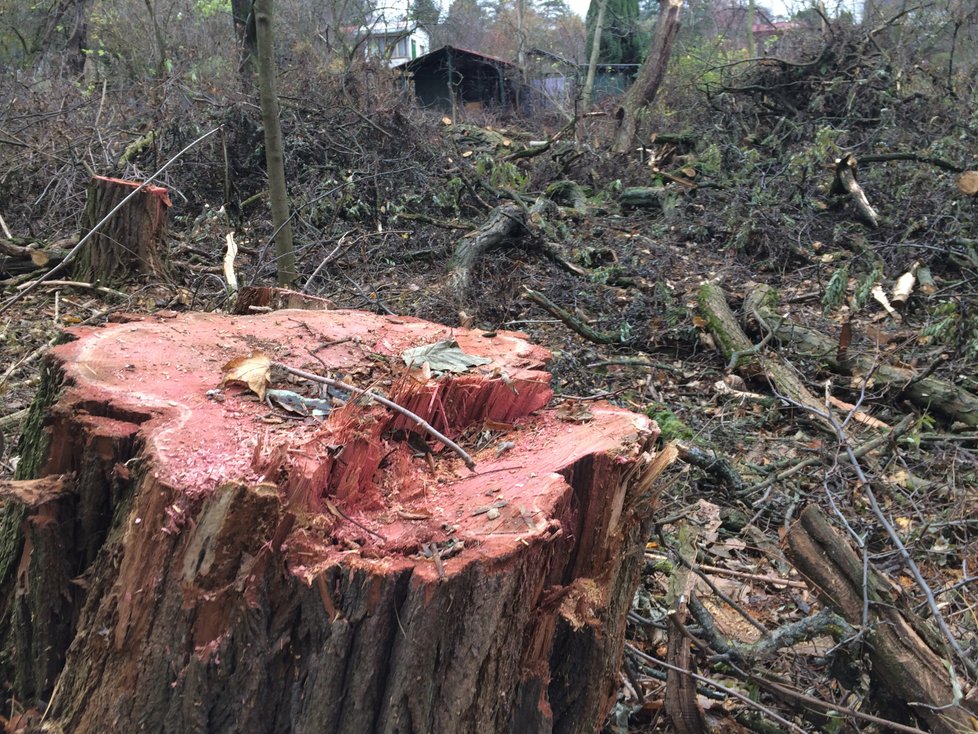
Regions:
[[0, 309, 665, 734], [72, 175, 170, 282]]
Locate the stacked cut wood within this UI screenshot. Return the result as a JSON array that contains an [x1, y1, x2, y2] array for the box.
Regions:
[[0, 308, 669, 734]]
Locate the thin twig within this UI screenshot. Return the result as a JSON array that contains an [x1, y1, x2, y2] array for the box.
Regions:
[[777, 388, 974, 679], [625, 643, 807, 733], [749, 412, 916, 498], [274, 362, 476, 471], [18, 279, 128, 299]]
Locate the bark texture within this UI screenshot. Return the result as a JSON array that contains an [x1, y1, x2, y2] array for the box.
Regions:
[[0, 309, 668, 734], [612, 0, 683, 153], [786, 505, 978, 734], [254, 0, 296, 286], [73, 176, 170, 282]]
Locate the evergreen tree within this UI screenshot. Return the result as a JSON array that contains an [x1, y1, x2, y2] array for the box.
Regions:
[[585, 0, 644, 64], [536, 0, 572, 22], [409, 0, 442, 29]]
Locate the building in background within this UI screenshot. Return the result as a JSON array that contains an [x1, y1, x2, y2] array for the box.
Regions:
[[363, 22, 430, 67]]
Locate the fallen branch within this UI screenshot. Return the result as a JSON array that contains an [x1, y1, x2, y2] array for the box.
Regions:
[[448, 201, 535, 293], [830, 154, 879, 227], [524, 287, 626, 345], [697, 282, 835, 434], [786, 505, 978, 733], [689, 597, 852, 665], [675, 442, 745, 494], [745, 284, 978, 427], [17, 279, 128, 299], [859, 151, 967, 173], [664, 523, 708, 734]]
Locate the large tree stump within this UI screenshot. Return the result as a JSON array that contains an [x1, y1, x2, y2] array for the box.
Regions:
[[0, 309, 668, 733], [73, 175, 170, 283]]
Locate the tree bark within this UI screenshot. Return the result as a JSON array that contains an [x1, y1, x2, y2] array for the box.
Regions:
[[745, 284, 978, 427], [612, 0, 683, 153], [72, 176, 170, 283], [582, 0, 609, 111], [0, 309, 671, 734], [697, 282, 835, 434], [231, 285, 333, 314], [254, 0, 296, 286], [786, 505, 978, 734], [449, 197, 554, 294]]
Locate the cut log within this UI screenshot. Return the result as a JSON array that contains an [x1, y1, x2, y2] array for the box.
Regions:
[[830, 155, 879, 227], [697, 282, 835, 434], [0, 237, 73, 277], [786, 505, 978, 733], [0, 308, 669, 734], [72, 175, 171, 283], [744, 284, 978, 427]]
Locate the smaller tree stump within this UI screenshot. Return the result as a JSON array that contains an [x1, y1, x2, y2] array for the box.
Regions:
[[73, 175, 171, 283]]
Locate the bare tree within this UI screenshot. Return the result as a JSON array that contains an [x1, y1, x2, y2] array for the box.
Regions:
[[581, 0, 609, 111], [254, 0, 296, 285], [612, 0, 683, 153], [232, 0, 257, 83]]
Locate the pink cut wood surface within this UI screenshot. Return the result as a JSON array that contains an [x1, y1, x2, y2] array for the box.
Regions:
[[51, 308, 654, 573]]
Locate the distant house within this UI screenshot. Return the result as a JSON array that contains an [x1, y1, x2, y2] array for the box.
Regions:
[[395, 46, 519, 115], [362, 22, 429, 67]]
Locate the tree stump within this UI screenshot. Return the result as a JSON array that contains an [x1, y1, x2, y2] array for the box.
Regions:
[[72, 175, 170, 283], [0, 309, 668, 733]]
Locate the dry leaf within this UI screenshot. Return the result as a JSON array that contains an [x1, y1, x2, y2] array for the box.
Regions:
[[221, 351, 272, 399], [957, 170, 978, 197]]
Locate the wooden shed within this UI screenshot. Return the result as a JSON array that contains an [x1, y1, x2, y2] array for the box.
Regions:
[[396, 46, 519, 116]]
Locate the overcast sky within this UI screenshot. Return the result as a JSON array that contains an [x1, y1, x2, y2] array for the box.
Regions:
[[564, 0, 861, 21]]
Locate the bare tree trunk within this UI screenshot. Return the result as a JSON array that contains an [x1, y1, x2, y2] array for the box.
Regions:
[[232, 0, 257, 85], [143, 0, 168, 78], [612, 0, 683, 153], [253, 0, 296, 286], [582, 0, 609, 112], [746, 0, 756, 57]]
